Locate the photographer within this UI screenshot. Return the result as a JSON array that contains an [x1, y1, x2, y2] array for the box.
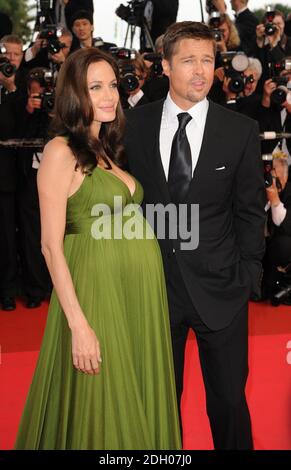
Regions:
[[259, 64, 291, 174], [140, 34, 169, 102], [53, 0, 93, 29], [0, 34, 26, 95], [16, 68, 52, 308], [262, 157, 291, 302], [255, 9, 291, 89], [209, 0, 258, 56], [24, 28, 73, 70], [69, 9, 116, 52], [120, 52, 149, 109], [209, 55, 263, 118], [208, 13, 241, 56], [0, 35, 25, 311]]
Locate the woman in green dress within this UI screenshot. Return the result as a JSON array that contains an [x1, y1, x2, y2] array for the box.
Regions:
[[14, 47, 181, 450]]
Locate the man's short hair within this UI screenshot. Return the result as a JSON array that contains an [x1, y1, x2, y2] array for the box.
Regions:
[[247, 58, 262, 79], [70, 9, 94, 28], [0, 34, 23, 47], [162, 21, 216, 62], [60, 28, 73, 40]]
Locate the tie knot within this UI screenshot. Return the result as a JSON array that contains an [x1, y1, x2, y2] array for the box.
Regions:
[[177, 113, 192, 130]]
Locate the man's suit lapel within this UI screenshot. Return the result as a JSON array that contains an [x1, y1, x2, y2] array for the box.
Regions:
[[187, 101, 223, 198]]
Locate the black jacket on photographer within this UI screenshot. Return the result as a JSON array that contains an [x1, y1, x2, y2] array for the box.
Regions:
[[257, 103, 291, 180], [254, 35, 291, 92], [263, 181, 291, 296], [150, 0, 179, 43], [16, 105, 52, 299], [0, 79, 25, 192], [235, 8, 259, 56], [208, 84, 262, 120]]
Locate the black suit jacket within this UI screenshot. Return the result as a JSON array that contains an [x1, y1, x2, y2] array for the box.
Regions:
[[268, 182, 291, 239], [235, 8, 259, 56], [151, 0, 179, 43], [257, 105, 291, 157], [124, 99, 266, 330]]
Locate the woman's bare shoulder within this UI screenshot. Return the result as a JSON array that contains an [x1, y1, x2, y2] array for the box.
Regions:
[[42, 136, 76, 170]]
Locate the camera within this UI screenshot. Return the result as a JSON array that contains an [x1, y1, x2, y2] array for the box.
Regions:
[[206, 0, 218, 14], [262, 154, 274, 187], [39, 26, 65, 55], [265, 5, 277, 36], [0, 57, 16, 78], [270, 270, 291, 306], [109, 47, 140, 93], [29, 69, 55, 112], [116, 0, 147, 27], [271, 76, 291, 106], [270, 59, 291, 105], [209, 12, 223, 42], [262, 154, 283, 190], [143, 52, 163, 77], [221, 51, 249, 94]]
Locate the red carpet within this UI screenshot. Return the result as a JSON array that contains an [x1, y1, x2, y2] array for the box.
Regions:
[[1, 299, 291, 450]]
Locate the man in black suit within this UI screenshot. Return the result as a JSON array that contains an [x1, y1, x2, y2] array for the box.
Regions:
[[263, 157, 291, 299], [124, 21, 266, 449], [0, 35, 25, 311], [213, 0, 258, 56]]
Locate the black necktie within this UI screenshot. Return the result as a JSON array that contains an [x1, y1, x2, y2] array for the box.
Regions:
[[168, 112, 192, 204]]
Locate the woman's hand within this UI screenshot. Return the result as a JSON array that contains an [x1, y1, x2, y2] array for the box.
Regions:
[[71, 319, 102, 375]]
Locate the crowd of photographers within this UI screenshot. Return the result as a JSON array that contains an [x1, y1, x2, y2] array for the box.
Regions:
[[1, 0, 291, 310]]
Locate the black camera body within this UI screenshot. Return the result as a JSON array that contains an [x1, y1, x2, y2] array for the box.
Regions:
[[143, 52, 163, 77], [265, 6, 277, 36], [206, 0, 218, 14], [209, 12, 223, 42], [33, 70, 55, 112], [221, 51, 249, 94], [262, 153, 283, 190], [270, 59, 291, 106], [262, 153, 274, 188], [39, 26, 64, 55], [109, 47, 140, 93], [0, 57, 16, 78], [116, 0, 146, 27]]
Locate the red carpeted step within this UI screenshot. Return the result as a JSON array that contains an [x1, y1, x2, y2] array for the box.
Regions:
[[0, 300, 291, 450]]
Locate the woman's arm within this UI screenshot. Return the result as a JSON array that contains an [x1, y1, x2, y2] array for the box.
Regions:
[[37, 138, 101, 375]]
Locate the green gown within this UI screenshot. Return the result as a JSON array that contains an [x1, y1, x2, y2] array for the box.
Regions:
[[14, 167, 181, 450]]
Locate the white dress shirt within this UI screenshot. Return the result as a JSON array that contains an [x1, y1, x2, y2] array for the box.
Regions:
[[159, 93, 209, 180], [265, 200, 287, 227], [128, 89, 145, 108]]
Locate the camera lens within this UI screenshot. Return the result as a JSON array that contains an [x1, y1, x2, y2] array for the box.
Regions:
[[120, 73, 139, 93], [271, 87, 288, 105], [265, 23, 276, 36]]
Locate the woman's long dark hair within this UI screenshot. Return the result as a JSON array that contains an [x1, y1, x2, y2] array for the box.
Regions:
[[50, 47, 126, 173]]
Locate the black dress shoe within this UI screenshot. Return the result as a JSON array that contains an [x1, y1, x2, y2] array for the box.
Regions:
[[1, 297, 16, 311], [26, 297, 43, 309]]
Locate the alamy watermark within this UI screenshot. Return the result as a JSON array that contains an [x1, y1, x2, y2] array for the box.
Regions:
[[90, 196, 199, 251]]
